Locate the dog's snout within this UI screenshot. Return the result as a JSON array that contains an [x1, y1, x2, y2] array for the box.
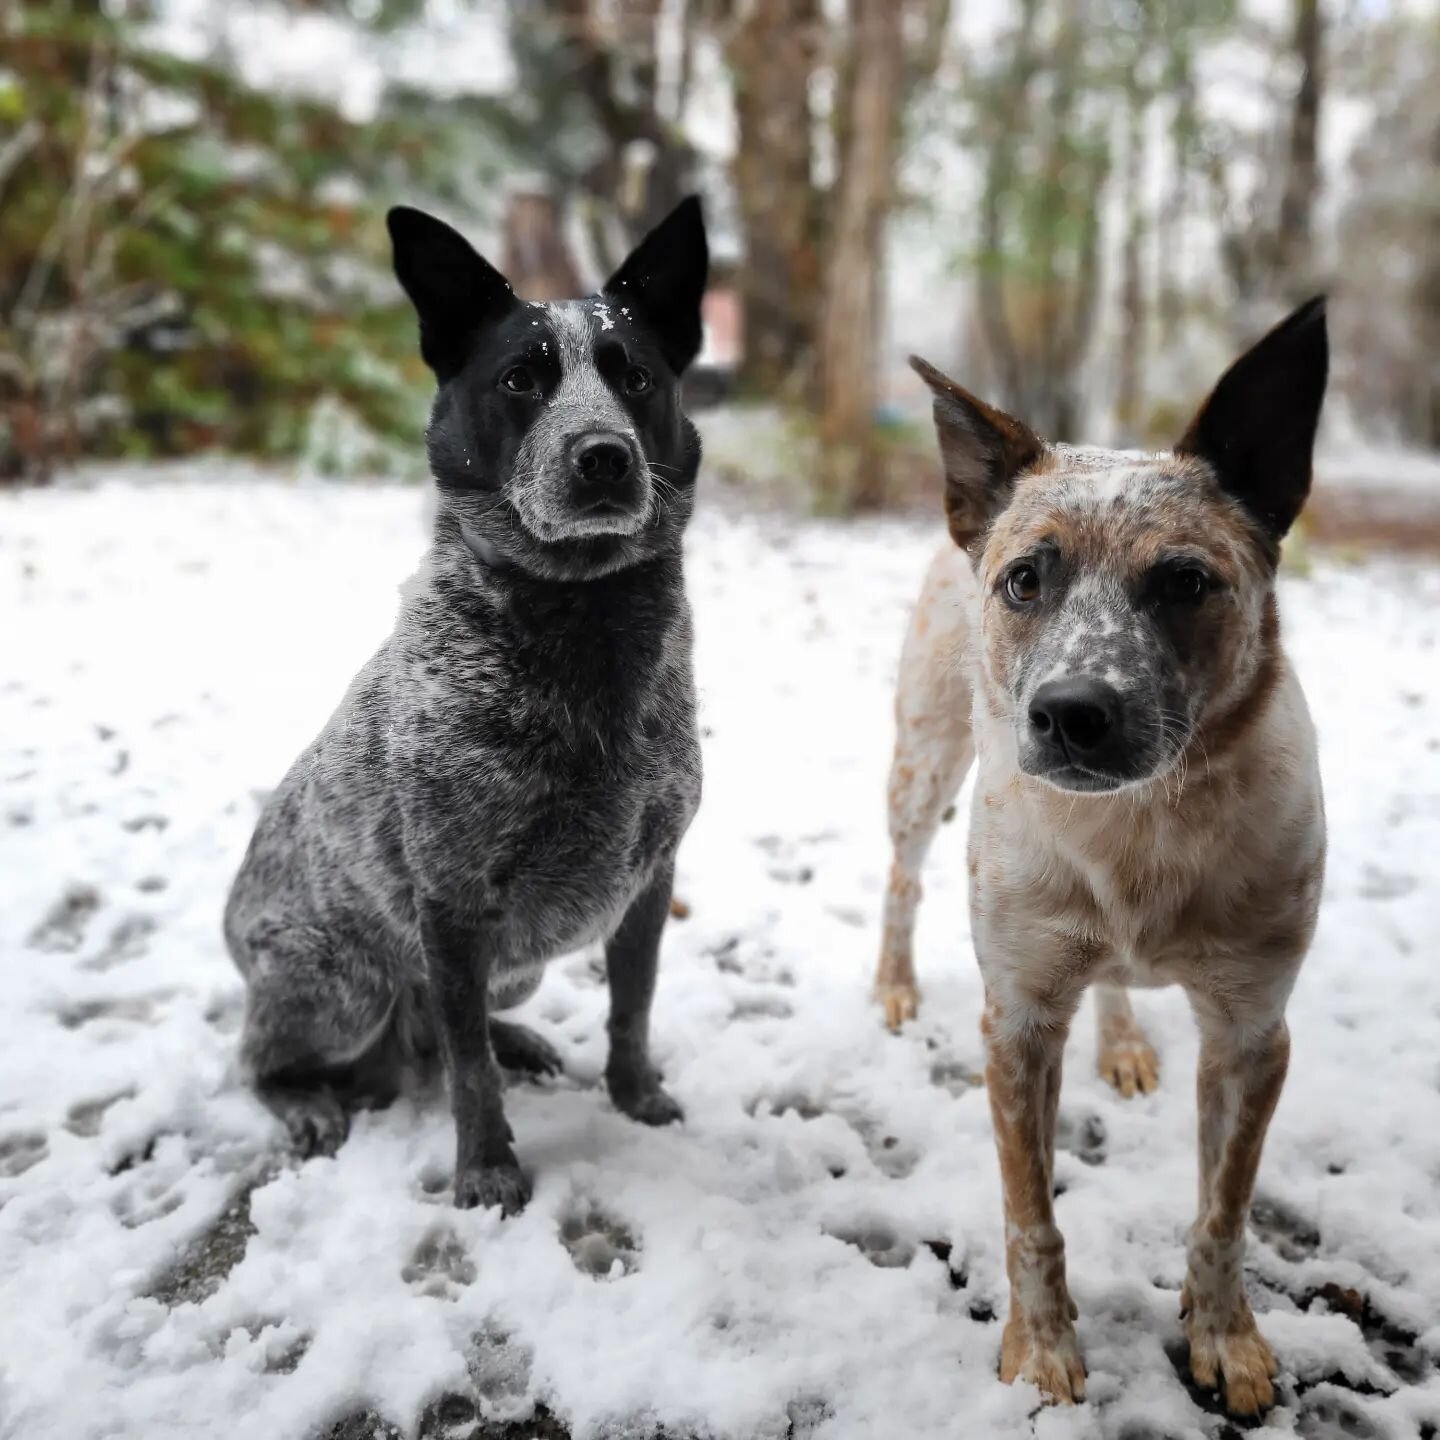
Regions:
[[570, 434, 634, 486], [1029, 678, 1120, 758]]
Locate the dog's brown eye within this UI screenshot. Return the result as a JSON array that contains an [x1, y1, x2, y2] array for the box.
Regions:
[[1005, 564, 1041, 604], [1162, 567, 1210, 605], [624, 365, 652, 396], [500, 366, 535, 394]]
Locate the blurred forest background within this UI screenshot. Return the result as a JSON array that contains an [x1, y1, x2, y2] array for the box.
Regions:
[[2, 0, 1438, 520]]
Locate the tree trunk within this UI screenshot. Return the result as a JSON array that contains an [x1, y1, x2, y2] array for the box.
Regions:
[[815, 0, 903, 511], [727, 0, 822, 397], [1114, 85, 1147, 443], [540, 0, 696, 272], [1418, 118, 1440, 448], [976, 0, 1041, 419], [501, 189, 584, 301], [1274, 0, 1322, 294]]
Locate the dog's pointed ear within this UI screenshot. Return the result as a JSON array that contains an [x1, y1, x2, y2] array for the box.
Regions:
[[1176, 296, 1328, 545], [387, 206, 515, 380], [910, 356, 1045, 549], [604, 195, 709, 375]]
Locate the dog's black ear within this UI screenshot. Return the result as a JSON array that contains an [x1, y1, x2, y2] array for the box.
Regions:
[[387, 206, 515, 380], [603, 196, 709, 375], [1176, 296, 1328, 544], [910, 356, 1045, 550]]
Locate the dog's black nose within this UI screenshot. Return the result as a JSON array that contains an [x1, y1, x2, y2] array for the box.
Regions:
[[1029, 677, 1121, 758], [570, 434, 634, 486]]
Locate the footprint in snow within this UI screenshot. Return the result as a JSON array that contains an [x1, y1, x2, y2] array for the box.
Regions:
[[403, 1226, 476, 1299], [729, 992, 794, 1021], [559, 1205, 639, 1279], [65, 1089, 135, 1138], [842, 1110, 920, 1179], [0, 1131, 47, 1178], [466, 1320, 534, 1412], [929, 1057, 985, 1096], [27, 883, 101, 953], [111, 1175, 185, 1230], [82, 914, 157, 972], [746, 1091, 824, 1121], [825, 1219, 915, 1270], [1250, 1194, 1320, 1261], [55, 992, 168, 1029], [1055, 1111, 1107, 1167]]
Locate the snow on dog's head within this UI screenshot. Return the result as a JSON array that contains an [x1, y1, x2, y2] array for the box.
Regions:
[[387, 197, 708, 579], [911, 298, 1328, 795]]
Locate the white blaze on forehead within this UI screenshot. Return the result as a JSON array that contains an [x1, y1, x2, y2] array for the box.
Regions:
[[538, 303, 634, 433], [1043, 445, 1191, 514]]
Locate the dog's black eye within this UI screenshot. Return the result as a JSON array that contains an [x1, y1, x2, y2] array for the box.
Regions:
[[1161, 566, 1211, 605], [500, 366, 535, 394], [1004, 564, 1041, 604], [624, 365, 652, 396]]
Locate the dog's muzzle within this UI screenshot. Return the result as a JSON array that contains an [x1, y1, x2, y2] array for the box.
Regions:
[[565, 431, 647, 522], [1023, 676, 1165, 792]]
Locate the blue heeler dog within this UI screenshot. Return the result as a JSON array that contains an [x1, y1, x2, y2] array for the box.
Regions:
[[224, 198, 708, 1215]]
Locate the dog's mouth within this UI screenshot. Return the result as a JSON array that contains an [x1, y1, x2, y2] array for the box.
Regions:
[[513, 482, 653, 543], [1026, 760, 1157, 795], [1021, 737, 1189, 796]]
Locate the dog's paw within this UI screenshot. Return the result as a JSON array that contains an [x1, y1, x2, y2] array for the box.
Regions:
[[873, 979, 920, 1032], [999, 1314, 1086, 1404], [608, 1073, 684, 1127], [1185, 1312, 1277, 1417], [490, 1020, 564, 1078], [1096, 1031, 1160, 1097], [272, 1089, 349, 1159], [454, 1161, 531, 1216]]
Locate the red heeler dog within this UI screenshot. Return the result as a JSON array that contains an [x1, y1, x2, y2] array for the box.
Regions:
[[873, 300, 1328, 1415]]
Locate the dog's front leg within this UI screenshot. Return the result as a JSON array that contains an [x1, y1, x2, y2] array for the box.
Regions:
[[983, 992, 1086, 1404], [419, 901, 529, 1215], [605, 862, 684, 1127], [1182, 999, 1291, 1416]]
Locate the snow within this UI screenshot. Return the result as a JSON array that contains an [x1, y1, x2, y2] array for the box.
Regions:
[[3, 469, 1440, 1440]]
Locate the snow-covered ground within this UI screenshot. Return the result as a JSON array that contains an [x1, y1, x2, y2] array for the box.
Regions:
[[2, 473, 1439, 1440]]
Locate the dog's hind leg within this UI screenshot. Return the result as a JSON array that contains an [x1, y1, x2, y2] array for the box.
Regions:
[[490, 1019, 563, 1077], [237, 926, 398, 1158], [1094, 982, 1160, 1097], [875, 545, 975, 1031]]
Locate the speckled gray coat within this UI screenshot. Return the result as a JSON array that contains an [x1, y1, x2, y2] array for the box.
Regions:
[[225, 198, 710, 1213]]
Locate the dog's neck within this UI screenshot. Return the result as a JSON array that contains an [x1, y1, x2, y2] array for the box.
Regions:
[[457, 521, 511, 575], [429, 495, 684, 590]]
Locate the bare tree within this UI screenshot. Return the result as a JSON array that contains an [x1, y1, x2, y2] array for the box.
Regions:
[[1336, 14, 1440, 446], [1274, 0, 1322, 294], [725, 0, 823, 397], [972, 2, 1109, 440], [501, 187, 584, 301], [1114, 76, 1147, 442], [1210, 0, 1326, 318], [508, 0, 700, 277], [814, 0, 904, 509]]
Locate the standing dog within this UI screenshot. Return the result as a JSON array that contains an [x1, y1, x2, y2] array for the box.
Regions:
[[225, 198, 708, 1215], [873, 301, 1328, 1414]]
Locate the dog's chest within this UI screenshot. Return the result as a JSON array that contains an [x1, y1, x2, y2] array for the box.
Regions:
[[393, 598, 701, 947]]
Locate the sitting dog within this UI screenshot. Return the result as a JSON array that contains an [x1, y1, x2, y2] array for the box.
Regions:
[[224, 197, 708, 1215], [873, 301, 1328, 1414]]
